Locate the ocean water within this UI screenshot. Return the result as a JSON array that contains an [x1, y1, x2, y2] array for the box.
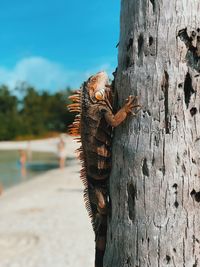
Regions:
[[0, 150, 59, 189]]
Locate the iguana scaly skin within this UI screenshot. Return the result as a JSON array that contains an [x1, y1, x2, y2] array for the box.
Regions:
[[68, 71, 141, 267]]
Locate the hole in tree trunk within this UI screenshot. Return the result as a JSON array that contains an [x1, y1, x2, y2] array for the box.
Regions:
[[127, 38, 133, 51], [184, 72, 195, 108], [126, 257, 131, 264], [127, 183, 136, 222], [161, 71, 170, 134], [126, 55, 130, 68], [178, 28, 192, 47], [142, 158, 149, 177], [172, 183, 178, 189], [174, 201, 179, 208], [178, 83, 183, 88], [150, 0, 155, 12], [190, 107, 197, 116], [193, 235, 200, 243], [190, 189, 200, 202], [138, 34, 144, 57], [166, 255, 171, 264], [176, 153, 180, 165], [192, 158, 197, 164], [149, 36, 154, 46], [195, 192, 200, 202], [191, 189, 196, 196]]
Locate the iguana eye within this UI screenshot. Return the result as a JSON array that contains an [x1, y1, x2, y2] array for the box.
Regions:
[[95, 91, 104, 100], [91, 77, 97, 83]]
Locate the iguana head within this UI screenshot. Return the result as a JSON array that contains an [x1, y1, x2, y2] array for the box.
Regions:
[[86, 71, 110, 101]]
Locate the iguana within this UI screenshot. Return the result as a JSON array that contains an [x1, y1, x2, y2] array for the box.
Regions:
[[68, 71, 141, 267]]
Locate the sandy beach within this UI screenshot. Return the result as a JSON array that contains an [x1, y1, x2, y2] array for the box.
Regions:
[[0, 137, 94, 267]]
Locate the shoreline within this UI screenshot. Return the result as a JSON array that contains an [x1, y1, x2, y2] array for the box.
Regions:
[[1, 160, 78, 195], [0, 161, 94, 267], [0, 156, 79, 193], [0, 135, 79, 192]]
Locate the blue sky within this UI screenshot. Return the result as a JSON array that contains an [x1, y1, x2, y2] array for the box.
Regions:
[[0, 0, 120, 91]]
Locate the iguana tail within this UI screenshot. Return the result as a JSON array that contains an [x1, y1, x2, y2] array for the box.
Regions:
[[88, 186, 108, 267], [95, 214, 107, 267]]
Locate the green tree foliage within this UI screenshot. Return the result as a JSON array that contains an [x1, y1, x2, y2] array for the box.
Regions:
[[0, 84, 75, 141], [0, 86, 21, 140]]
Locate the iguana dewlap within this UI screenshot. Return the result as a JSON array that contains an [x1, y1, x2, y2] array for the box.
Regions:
[[68, 71, 141, 267]]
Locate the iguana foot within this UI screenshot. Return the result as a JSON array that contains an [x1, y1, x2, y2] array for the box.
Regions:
[[125, 95, 142, 115]]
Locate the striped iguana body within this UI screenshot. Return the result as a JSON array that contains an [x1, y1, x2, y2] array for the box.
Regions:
[[68, 71, 140, 267]]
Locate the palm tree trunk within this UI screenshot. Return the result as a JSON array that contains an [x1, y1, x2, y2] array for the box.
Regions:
[[104, 0, 200, 266]]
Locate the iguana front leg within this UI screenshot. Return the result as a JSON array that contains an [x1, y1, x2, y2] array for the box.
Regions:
[[104, 95, 141, 127]]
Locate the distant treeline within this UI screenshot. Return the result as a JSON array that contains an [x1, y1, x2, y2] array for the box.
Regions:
[[0, 84, 75, 141]]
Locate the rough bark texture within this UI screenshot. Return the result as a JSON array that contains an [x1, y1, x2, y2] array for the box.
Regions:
[[104, 1, 200, 266]]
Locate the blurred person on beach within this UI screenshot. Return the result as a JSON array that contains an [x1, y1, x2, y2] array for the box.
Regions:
[[57, 136, 67, 169], [0, 183, 3, 195], [19, 149, 27, 177]]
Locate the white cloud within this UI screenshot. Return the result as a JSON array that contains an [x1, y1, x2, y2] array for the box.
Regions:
[[0, 57, 73, 91], [0, 56, 115, 92]]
